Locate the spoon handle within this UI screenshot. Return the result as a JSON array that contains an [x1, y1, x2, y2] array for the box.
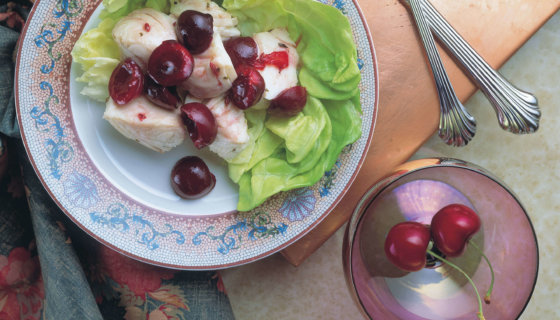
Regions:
[[420, 0, 540, 133], [408, 0, 476, 146]]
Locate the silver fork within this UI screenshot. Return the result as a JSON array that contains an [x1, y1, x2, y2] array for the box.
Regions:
[[406, 0, 476, 146], [419, 0, 540, 134]]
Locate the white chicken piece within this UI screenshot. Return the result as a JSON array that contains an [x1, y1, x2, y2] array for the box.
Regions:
[[112, 8, 176, 68], [203, 95, 250, 161], [170, 0, 241, 40], [179, 32, 237, 99], [253, 29, 300, 100], [104, 96, 186, 153]]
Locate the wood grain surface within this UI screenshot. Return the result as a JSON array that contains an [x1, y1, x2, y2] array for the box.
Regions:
[[281, 0, 560, 266]]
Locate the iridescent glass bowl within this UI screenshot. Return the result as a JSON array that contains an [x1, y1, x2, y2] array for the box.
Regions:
[[343, 158, 538, 319]]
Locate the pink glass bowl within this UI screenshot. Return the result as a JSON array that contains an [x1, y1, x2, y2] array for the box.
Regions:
[[343, 158, 538, 319]]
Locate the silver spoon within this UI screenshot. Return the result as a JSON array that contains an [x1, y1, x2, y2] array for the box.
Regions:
[[418, 0, 540, 134], [406, 0, 476, 146]]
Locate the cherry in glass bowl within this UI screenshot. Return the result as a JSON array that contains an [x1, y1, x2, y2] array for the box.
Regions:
[[343, 158, 538, 319]]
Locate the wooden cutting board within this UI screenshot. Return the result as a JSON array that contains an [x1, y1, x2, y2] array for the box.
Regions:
[[281, 0, 560, 265]]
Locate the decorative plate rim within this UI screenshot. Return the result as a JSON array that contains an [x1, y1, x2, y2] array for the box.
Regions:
[[15, 0, 379, 270]]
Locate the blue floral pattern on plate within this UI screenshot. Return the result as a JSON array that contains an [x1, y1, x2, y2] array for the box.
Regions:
[[90, 204, 186, 251], [193, 211, 288, 255], [63, 172, 100, 208], [279, 188, 316, 222], [29, 81, 74, 180]]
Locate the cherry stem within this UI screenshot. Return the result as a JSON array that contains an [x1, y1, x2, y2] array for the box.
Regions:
[[426, 249, 485, 320], [469, 240, 495, 304]]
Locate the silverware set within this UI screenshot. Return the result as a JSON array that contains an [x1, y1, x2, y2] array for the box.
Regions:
[[403, 0, 541, 146]]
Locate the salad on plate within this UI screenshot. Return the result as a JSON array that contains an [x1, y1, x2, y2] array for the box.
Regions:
[[72, 0, 362, 212]]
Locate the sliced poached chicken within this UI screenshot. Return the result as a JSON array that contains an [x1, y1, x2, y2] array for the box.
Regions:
[[253, 28, 299, 100], [104, 96, 186, 153], [112, 8, 177, 68], [179, 32, 237, 99], [205, 95, 250, 161]]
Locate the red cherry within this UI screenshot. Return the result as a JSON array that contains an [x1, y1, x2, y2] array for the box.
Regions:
[[148, 40, 194, 87], [171, 156, 216, 199], [109, 58, 144, 105], [180, 103, 218, 149], [224, 37, 258, 69], [176, 10, 214, 55], [228, 65, 265, 110], [269, 86, 307, 116], [144, 76, 181, 110], [431, 204, 481, 257], [384, 222, 431, 272]]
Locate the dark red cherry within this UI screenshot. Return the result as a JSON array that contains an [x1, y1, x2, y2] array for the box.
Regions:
[[384, 222, 431, 272], [144, 76, 180, 110], [180, 103, 217, 149], [176, 10, 214, 55], [228, 65, 265, 110], [148, 40, 194, 87], [171, 156, 216, 199], [431, 204, 481, 257], [109, 58, 144, 105], [224, 37, 258, 68], [269, 86, 307, 116]]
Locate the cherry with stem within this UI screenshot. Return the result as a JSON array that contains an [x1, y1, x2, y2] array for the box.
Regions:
[[385, 218, 492, 320], [431, 204, 495, 304]]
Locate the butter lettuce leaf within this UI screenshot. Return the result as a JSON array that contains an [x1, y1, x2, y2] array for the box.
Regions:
[[236, 96, 361, 211], [71, 18, 121, 102], [222, 0, 361, 101], [223, 0, 362, 211], [265, 97, 329, 164]]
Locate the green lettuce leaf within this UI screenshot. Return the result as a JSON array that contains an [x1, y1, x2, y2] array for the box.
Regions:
[[265, 97, 329, 164], [223, 0, 362, 211], [236, 96, 361, 211], [229, 128, 283, 183], [222, 0, 361, 101], [71, 18, 121, 102], [146, 0, 170, 12]]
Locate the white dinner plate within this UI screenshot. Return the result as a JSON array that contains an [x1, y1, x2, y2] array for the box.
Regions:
[[16, 0, 378, 269]]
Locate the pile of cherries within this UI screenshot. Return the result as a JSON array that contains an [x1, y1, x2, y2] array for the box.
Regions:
[[224, 35, 307, 114], [107, 9, 309, 200], [108, 10, 219, 199], [384, 204, 494, 320], [109, 10, 308, 119]]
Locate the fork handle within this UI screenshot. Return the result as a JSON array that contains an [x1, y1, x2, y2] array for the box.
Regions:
[[420, 0, 541, 134], [409, 0, 476, 146]]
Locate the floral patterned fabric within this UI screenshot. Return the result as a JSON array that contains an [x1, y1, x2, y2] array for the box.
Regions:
[[0, 2, 235, 319]]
